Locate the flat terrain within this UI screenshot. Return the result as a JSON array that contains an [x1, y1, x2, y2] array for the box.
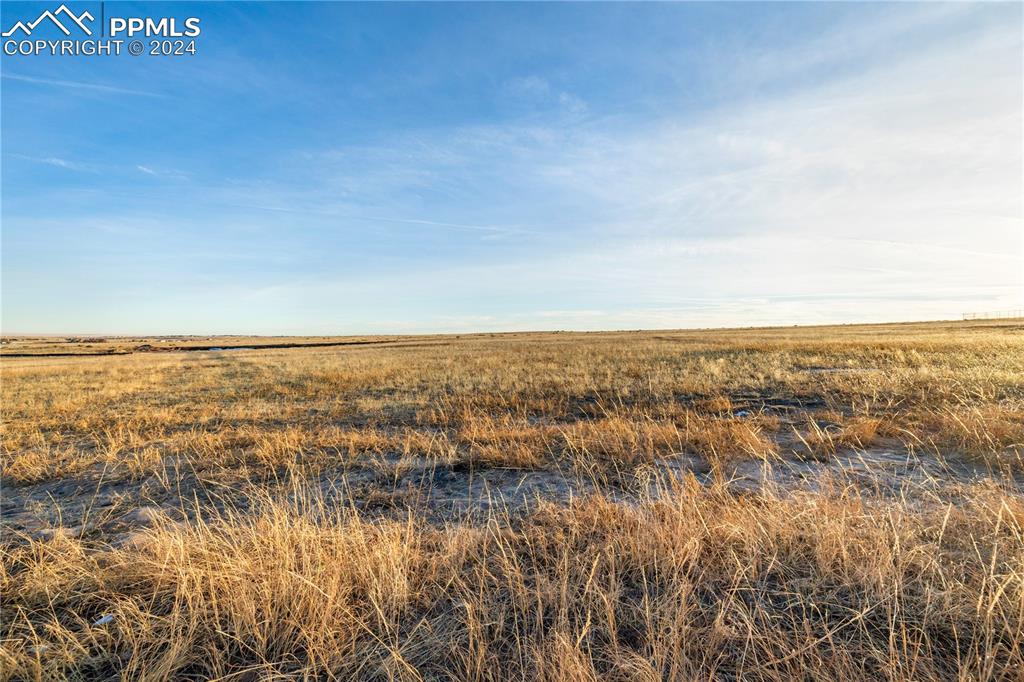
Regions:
[[2, 320, 1023, 680], [0, 335, 410, 357]]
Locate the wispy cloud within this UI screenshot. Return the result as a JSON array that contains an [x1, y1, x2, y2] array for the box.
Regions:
[[42, 157, 91, 171], [11, 155, 188, 178], [12, 154, 97, 172], [222, 200, 532, 236], [132, 165, 190, 181], [504, 75, 551, 98], [2, 73, 165, 98], [502, 75, 588, 116]]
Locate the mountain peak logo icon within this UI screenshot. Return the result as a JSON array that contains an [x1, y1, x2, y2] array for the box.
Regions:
[[2, 4, 94, 37]]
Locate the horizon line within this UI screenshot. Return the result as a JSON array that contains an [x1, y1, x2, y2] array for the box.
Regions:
[[3, 315, 1020, 340]]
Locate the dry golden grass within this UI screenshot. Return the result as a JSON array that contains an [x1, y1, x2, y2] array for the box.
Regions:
[[3, 482, 1022, 680], [2, 319, 1024, 679], [4, 321, 1022, 482]]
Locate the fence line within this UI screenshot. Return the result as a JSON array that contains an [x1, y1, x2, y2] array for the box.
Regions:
[[962, 310, 1024, 320]]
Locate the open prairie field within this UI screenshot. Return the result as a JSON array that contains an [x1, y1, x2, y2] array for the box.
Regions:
[[2, 319, 1024, 680]]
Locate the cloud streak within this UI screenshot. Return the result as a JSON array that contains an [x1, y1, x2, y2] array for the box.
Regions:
[[12, 154, 98, 172], [2, 72, 165, 97]]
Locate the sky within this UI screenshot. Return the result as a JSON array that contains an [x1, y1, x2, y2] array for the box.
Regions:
[[1, 1, 1021, 334]]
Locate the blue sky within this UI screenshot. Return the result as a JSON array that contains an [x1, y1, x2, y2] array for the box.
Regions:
[[2, 1, 1021, 334]]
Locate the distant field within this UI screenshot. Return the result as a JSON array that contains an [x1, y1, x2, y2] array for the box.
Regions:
[[3, 318, 1017, 356], [2, 319, 1023, 680], [0, 334, 407, 357]]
